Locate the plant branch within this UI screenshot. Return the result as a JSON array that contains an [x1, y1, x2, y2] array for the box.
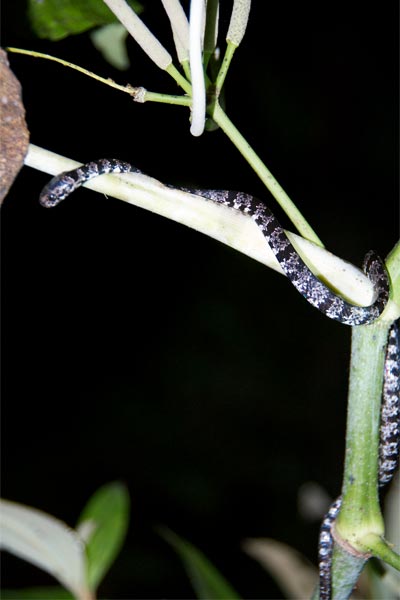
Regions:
[[338, 322, 389, 543], [386, 240, 400, 302], [361, 534, 400, 570], [7, 47, 135, 94], [25, 143, 390, 316], [7, 48, 192, 106], [214, 41, 236, 96], [321, 311, 400, 598], [209, 101, 324, 245]]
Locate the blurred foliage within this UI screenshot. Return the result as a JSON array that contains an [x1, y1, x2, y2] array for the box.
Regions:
[[77, 481, 130, 591], [159, 527, 241, 599], [28, 0, 142, 41]]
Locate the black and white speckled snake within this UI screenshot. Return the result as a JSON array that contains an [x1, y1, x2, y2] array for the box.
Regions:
[[40, 159, 390, 326], [318, 320, 399, 599], [39, 159, 399, 599]]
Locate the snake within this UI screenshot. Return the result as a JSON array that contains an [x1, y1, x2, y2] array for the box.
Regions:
[[39, 159, 399, 598], [318, 319, 399, 599], [39, 159, 390, 326]]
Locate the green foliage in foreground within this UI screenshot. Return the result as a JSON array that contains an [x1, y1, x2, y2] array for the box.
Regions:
[[27, 0, 142, 41]]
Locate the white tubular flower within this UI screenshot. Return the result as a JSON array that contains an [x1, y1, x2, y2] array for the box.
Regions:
[[161, 0, 190, 63], [227, 0, 251, 47], [189, 0, 206, 137], [102, 0, 172, 69]]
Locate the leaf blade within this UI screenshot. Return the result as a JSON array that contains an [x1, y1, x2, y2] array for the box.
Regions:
[[76, 481, 130, 591], [159, 527, 241, 600], [0, 499, 89, 599], [28, 0, 143, 41]]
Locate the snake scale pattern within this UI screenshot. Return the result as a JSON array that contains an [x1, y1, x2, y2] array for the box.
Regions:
[[40, 159, 390, 326], [39, 159, 399, 599], [318, 319, 399, 599]]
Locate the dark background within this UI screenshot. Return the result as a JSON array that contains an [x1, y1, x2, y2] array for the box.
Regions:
[[1, 2, 398, 598]]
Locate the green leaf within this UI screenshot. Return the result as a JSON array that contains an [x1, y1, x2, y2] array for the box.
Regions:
[[158, 527, 241, 600], [90, 24, 130, 70], [28, 0, 143, 41], [76, 481, 130, 591], [0, 587, 73, 599]]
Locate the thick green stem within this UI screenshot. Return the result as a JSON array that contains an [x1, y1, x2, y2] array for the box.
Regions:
[[209, 102, 324, 245], [318, 320, 395, 599], [312, 318, 398, 599], [311, 543, 367, 600], [338, 322, 389, 544]]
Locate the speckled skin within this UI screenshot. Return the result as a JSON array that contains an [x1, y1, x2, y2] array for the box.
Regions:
[[39, 159, 139, 208], [318, 320, 400, 600], [379, 322, 400, 485], [186, 187, 389, 325], [39, 160, 398, 600], [40, 160, 390, 326]]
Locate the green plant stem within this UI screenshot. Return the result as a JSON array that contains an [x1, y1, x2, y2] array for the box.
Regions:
[[361, 534, 400, 570], [209, 101, 324, 245], [181, 58, 192, 82], [312, 314, 399, 599], [7, 48, 190, 107], [386, 239, 400, 301], [203, 0, 219, 68], [143, 91, 191, 106], [214, 41, 237, 96], [166, 63, 192, 94], [338, 322, 390, 544], [322, 318, 399, 599], [7, 47, 134, 93], [311, 543, 367, 600]]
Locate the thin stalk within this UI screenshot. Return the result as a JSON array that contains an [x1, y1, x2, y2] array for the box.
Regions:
[[142, 91, 191, 106], [166, 63, 192, 94], [210, 101, 324, 245], [181, 58, 192, 81], [8, 50, 193, 98], [203, 0, 219, 68], [7, 48, 191, 107], [214, 41, 236, 96], [7, 47, 133, 94]]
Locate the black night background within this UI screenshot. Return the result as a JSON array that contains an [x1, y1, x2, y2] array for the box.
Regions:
[[1, 2, 398, 598]]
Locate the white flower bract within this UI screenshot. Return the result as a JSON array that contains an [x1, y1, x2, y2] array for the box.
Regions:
[[189, 0, 206, 136]]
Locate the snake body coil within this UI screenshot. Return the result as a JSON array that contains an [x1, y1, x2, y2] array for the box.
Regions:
[[39, 159, 141, 209], [39, 159, 390, 327], [318, 319, 400, 599], [39, 160, 398, 600]]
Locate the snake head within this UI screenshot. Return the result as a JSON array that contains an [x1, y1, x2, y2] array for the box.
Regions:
[[39, 173, 78, 208]]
